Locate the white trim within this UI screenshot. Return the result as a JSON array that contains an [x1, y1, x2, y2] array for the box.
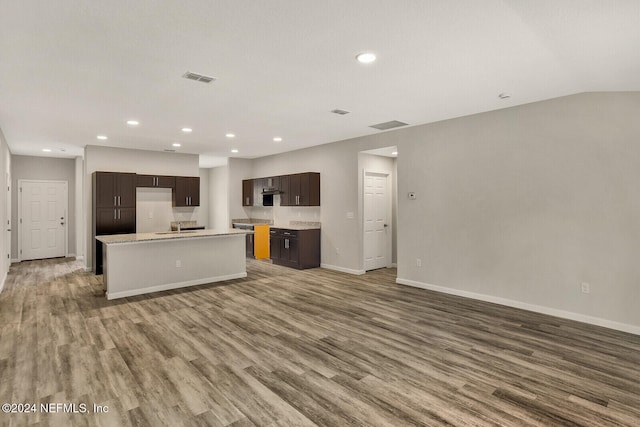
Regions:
[[0, 271, 6, 294], [106, 272, 247, 300], [321, 263, 365, 275], [76, 255, 85, 261], [10, 258, 19, 264], [396, 277, 640, 336]]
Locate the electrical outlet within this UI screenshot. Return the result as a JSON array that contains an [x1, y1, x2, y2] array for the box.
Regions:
[[581, 282, 590, 294], [176, 260, 182, 268], [336, 247, 340, 254], [416, 258, 422, 267], [148, 211, 153, 219]]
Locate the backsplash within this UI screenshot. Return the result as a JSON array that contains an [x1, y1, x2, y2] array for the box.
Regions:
[[243, 195, 321, 226], [136, 187, 204, 232]]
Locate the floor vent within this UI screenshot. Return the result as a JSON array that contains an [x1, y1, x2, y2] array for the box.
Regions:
[[369, 120, 409, 130], [182, 71, 216, 84]]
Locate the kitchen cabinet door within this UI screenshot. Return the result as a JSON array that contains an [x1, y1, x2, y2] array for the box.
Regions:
[[242, 179, 254, 206], [118, 173, 137, 207], [95, 172, 136, 208], [174, 177, 200, 206], [269, 230, 281, 261], [95, 173, 118, 208], [137, 175, 175, 188], [279, 175, 290, 206]]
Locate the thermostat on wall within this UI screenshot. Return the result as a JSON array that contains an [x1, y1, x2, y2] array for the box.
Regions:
[[408, 192, 416, 200]]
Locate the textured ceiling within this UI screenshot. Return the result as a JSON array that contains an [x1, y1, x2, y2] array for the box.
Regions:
[[1, 0, 639, 166]]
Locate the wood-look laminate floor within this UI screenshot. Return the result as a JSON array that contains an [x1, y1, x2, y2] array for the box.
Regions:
[[0, 258, 639, 427]]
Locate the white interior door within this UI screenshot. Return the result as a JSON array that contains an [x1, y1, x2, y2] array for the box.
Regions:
[[20, 180, 67, 260], [364, 171, 389, 271]]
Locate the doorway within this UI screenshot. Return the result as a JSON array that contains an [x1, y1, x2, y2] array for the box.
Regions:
[[5, 171, 10, 269], [18, 180, 68, 261], [363, 171, 391, 271]]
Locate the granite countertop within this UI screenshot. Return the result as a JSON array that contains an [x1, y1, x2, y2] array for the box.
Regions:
[[96, 228, 251, 244], [231, 218, 273, 227], [231, 218, 321, 230]]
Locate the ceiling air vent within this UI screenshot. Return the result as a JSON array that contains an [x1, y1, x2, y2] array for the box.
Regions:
[[182, 71, 216, 84], [331, 109, 351, 115], [164, 149, 176, 152], [369, 120, 409, 131]]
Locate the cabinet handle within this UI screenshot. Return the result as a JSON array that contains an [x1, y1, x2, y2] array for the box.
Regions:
[[154, 177, 158, 186], [284, 238, 289, 249], [118, 196, 121, 206], [114, 196, 117, 206]]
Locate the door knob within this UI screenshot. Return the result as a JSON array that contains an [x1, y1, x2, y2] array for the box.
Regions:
[[60, 222, 65, 226]]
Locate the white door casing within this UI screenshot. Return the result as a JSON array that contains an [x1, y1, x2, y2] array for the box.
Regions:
[[5, 171, 10, 269], [19, 180, 68, 261], [364, 171, 389, 271]]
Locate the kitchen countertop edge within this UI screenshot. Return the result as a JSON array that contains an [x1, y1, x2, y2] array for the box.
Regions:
[[97, 229, 252, 244]]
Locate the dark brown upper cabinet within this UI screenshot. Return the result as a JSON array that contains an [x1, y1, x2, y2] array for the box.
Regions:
[[136, 174, 175, 188], [94, 172, 136, 208], [281, 172, 320, 206], [242, 179, 254, 206], [174, 176, 200, 206]]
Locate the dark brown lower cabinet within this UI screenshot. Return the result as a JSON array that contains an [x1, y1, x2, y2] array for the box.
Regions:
[[269, 228, 320, 269]]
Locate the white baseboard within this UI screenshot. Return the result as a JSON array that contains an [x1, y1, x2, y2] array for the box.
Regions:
[[10, 258, 19, 264], [390, 263, 398, 268], [321, 263, 365, 275], [0, 271, 6, 294], [106, 272, 248, 300], [76, 255, 85, 261], [396, 277, 640, 336]]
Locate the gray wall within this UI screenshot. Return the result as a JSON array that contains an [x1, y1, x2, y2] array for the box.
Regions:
[[84, 145, 201, 270], [395, 92, 640, 331], [208, 165, 229, 229], [0, 128, 10, 288], [11, 155, 76, 258]]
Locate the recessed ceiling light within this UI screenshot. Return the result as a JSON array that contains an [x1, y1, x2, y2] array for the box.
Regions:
[[391, 151, 398, 155], [97, 135, 108, 140], [356, 52, 376, 64], [498, 93, 511, 99], [225, 133, 235, 138], [42, 148, 52, 152], [231, 149, 239, 153], [181, 127, 192, 133], [126, 120, 139, 126], [273, 137, 282, 142], [172, 143, 181, 147]]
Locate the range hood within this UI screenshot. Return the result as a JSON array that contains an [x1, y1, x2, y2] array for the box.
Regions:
[[261, 188, 282, 195]]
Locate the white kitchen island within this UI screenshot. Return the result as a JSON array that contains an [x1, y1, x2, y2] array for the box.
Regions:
[[96, 229, 251, 300]]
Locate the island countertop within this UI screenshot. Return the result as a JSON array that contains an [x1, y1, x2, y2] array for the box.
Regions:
[[96, 228, 251, 244]]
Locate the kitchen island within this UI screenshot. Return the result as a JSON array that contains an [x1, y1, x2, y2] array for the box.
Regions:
[[96, 229, 251, 300]]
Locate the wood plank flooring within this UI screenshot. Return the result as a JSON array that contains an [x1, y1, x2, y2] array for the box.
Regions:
[[0, 257, 639, 426]]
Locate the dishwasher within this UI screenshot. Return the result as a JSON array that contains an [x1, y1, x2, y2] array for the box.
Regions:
[[232, 223, 254, 257]]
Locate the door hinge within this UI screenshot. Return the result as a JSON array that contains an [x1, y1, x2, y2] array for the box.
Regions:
[[20, 187, 22, 192], [20, 218, 22, 224]]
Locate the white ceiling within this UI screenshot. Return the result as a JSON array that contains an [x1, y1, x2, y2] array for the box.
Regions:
[[1, 1, 639, 167]]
